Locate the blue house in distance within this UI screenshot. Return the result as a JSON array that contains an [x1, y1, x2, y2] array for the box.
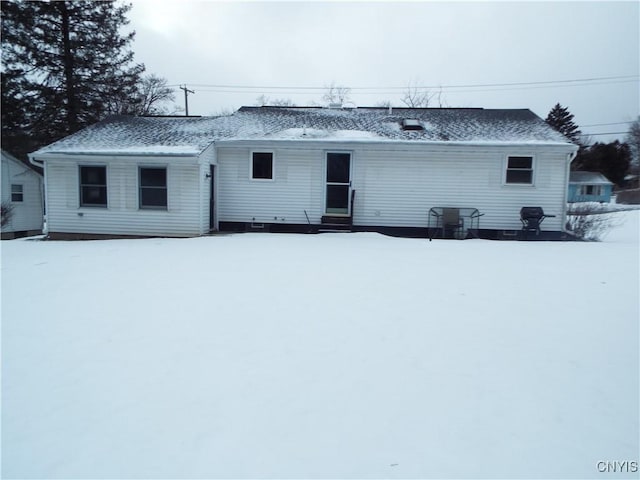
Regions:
[[568, 171, 614, 203]]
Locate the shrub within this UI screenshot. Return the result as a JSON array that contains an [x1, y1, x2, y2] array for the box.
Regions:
[[565, 203, 619, 241], [1, 201, 14, 228]]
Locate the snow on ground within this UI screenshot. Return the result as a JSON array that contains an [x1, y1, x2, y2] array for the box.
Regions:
[[2, 212, 639, 479]]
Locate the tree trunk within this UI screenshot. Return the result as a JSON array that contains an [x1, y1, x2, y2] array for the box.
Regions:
[[59, 1, 78, 133]]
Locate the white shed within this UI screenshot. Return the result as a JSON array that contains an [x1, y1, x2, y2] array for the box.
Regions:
[[1, 150, 44, 238]]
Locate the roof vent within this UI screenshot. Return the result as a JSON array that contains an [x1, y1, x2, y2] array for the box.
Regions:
[[328, 103, 343, 109], [402, 119, 424, 131]]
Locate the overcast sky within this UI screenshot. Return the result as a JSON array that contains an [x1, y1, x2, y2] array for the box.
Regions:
[[127, 1, 639, 143]]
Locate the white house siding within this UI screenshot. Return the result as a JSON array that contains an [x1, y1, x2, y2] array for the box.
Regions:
[[44, 155, 205, 237], [1, 154, 43, 234], [353, 144, 570, 231], [216, 141, 571, 231], [217, 145, 324, 225]]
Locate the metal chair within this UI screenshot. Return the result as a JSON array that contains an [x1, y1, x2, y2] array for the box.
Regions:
[[442, 208, 464, 239]]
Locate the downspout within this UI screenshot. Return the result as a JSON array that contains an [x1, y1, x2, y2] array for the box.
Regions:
[[562, 148, 578, 233], [28, 153, 48, 234]]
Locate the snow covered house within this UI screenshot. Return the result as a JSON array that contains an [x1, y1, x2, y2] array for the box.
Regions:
[[2, 150, 44, 239], [29, 106, 578, 239], [568, 171, 614, 203]]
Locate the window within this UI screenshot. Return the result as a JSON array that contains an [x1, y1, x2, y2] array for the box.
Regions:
[[505, 156, 533, 184], [139, 167, 167, 209], [251, 152, 274, 180], [580, 185, 601, 195], [80, 166, 107, 207], [11, 184, 23, 202]]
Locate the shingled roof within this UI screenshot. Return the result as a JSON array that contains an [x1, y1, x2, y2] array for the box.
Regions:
[[569, 171, 614, 185], [32, 106, 572, 156]]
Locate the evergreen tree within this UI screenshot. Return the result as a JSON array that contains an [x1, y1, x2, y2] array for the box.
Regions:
[[1, 0, 144, 160], [573, 141, 631, 186], [545, 103, 583, 144]]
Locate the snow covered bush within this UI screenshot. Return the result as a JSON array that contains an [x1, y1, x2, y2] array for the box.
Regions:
[[566, 203, 618, 241]]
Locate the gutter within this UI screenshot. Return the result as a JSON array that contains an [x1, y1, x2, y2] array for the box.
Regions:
[[561, 149, 580, 233], [28, 152, 48, 235]]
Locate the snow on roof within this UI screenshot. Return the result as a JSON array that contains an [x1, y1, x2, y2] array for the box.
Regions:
[[32, 107, 573, 157], [33, 116, 223, 156], [569, 171, 614, 185]]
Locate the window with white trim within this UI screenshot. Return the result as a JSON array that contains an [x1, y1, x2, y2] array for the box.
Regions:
[[505, 156, 533, 184], [11, 184, 23, 202], [580, 185, 602, 195], [139, 167, 167, 209], [79, 166, 107, 207], [251, 152, 274, 180]]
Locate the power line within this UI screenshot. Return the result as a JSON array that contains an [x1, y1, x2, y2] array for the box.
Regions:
[[165, 74, 638, 92], [579, 132, 629, 136], [581, 121, 633, 127]]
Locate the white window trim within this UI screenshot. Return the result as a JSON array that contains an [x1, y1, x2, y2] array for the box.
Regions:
[[138, 165, 169, 210], [503, 154, 535, 186], [10, 184, 24, 203], [250, 150, 275, 182], [79, 165, 108, 208]]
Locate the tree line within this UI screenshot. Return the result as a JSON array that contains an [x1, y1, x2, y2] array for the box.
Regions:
[[545, 103, 638, 187]]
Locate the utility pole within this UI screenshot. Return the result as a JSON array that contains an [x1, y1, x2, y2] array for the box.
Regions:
[[179, 85, 195, 116]]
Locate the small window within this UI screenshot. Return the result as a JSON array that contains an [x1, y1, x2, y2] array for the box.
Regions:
[[505, 156, 533, 184], [251, 152, 274, 180], [139, 167, 167, 209], [11, 184, 23, 202], [80, 166, 107, 207]]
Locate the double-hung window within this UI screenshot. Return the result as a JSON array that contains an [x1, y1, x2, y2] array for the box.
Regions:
[[139, 167, 167, 209], [505, 156, 534, 184], [251, 152, 274, 180], [80, 166, 107, 207], [11, 184, 23, 202]]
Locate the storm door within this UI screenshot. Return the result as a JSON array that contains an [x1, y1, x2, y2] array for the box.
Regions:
[[325, 152, 351, 215]]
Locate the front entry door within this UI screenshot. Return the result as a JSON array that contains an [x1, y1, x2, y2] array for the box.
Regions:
[[325, 152, 351, 215]]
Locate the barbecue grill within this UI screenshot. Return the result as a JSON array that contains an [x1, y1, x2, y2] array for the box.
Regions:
[[520, 207, 555, 238]]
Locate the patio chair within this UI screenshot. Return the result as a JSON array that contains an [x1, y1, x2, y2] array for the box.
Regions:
[[442, 207, 464, 239]]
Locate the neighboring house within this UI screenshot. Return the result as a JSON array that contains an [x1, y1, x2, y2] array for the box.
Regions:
[[1, 150, 44, 239], [568, 171, 614, 203], [29, 107, 578, 239]]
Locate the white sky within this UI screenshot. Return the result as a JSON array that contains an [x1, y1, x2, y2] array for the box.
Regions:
[[127, 0, 640, 143]]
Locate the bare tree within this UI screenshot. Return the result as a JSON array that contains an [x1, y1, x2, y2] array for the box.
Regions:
[[375, 100, 393, 108], [626, 116, 640, 166], [401, 81, 434, 108], [135, 75, 177, 115], [255, 95, 270, 106], [322, 81, 351, 105], [255, 95, 295, 107], [106, 74, 177, 115]]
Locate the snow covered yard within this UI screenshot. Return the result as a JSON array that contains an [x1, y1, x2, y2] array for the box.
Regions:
[[2, 212, 638, 479]]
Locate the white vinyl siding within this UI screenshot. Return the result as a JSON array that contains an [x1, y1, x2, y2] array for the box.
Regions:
[[1, 153, 43, 234], [216, 142, 570, 231], [218, 146, 322, 225], [43, 156, 206, 237]]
